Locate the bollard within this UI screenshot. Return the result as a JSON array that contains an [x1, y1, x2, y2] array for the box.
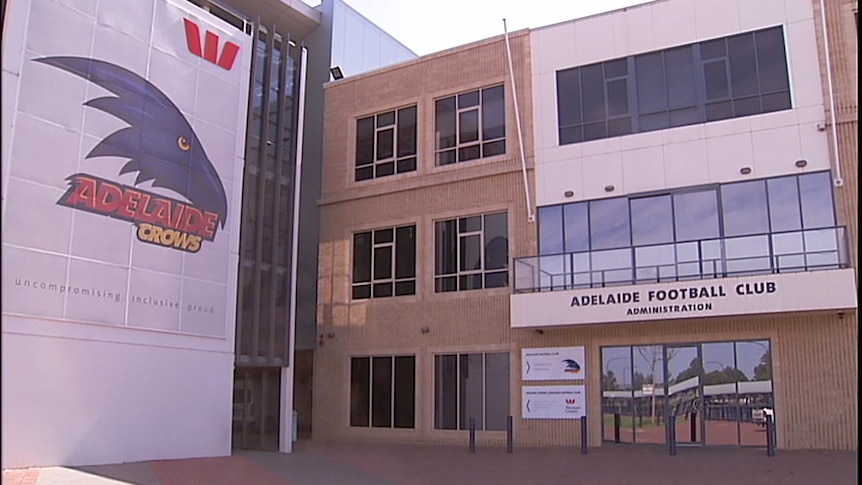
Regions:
[[690, 412, 697, 442], [469, 417, 476, 453], [765, 415, 775, 457], [507, 415, 513, 454], [580, 416, 588, 454], [669, 419, 677, 455], [613, 413, 621, 443]]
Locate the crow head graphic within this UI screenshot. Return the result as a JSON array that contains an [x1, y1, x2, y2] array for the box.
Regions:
[[34, 56, 228, 227], [563, 359, 581, 372]]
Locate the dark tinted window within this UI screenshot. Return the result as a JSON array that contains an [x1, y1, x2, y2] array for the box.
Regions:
[[351, 356, 415, 429], [356, 106, 418, 180], [350, 358, 370, 427], [435, 353, 509, 431], [353, 226, 416, 299], [556, 26, 790, 145], [435, 212, 509, 292], [435, 85, 506, 165]]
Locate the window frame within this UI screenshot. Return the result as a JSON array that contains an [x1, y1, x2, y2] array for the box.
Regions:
[[355, 105, 418, 181], [556, 25, 791, 146], [536, 171, 838, 283], [350, 355, 416, 429], [434, 84, 506, 166], [352, 224, 417, 299], [433, 351, 510, 431], [434, 211, 509, 292]]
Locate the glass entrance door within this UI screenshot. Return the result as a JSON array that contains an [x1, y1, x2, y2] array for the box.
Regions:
[[601, 339, 774, 448], [664, 345, 703, 447], [232, 367, 281, 450]]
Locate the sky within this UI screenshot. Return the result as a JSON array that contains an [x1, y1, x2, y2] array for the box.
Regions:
[[300, 0, 653, 56]]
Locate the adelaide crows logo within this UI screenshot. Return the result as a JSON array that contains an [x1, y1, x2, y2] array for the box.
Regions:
[[563, 359, 582, 374], [35, 56, 228, 253]]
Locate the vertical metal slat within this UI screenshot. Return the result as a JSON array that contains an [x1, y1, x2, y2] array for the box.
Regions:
[[252, 24, 276, 361]]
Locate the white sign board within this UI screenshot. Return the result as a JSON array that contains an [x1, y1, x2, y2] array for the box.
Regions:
[[1, 0, 251, 338], [522, 385, 585, 419], [511, 269, 857, 328], [522, 346, 586, 381]]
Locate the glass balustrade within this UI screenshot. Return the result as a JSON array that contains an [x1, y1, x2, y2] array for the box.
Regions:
[[514, 226, 849, 292]]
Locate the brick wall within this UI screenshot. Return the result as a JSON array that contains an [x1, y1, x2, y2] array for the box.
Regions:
[[311, 13, 858, 450]]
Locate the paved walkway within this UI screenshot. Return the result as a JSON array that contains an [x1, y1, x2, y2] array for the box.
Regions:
[[3, 441, 858, 485]]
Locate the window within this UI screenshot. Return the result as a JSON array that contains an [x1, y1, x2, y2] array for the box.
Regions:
[[556, 26, 791, 145], [350, 356, 415, 428], [434, 212, 508, 292], [531, 171, 839, 288], [355, 106, 417, 181], [435, 85, 506, 165], [600, 340, 773, 446], [352, 225, 416, 299], [558, 58, 632, 143], [434, 352, 509, 431]]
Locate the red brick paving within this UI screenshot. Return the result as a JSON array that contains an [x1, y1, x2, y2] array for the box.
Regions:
[[1, 468, 38, 485], [150, 455, 292, 485], [2, 441, 856, 485], [295, 440, 857, 485]]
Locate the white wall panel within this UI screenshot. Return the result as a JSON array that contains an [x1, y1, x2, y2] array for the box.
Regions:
[[737, 0, 787, 31], [651, 0, 696, 49], [530, 0, 828, 208], [751, 125, 804, 176], [533, 22, 575, 76], [620, 145, 665, 193], [619, 130, 662, 151], [612, 7, 656, 56], [785, 0, 816, 22], [580, 152, 622, 200], [533, 72, 559, 149], [2, 0, 249, 468], [786, 20, 825, 109], [703, 116, 752, 139], [693, 0, 741, 40], [798, 122, 833, 164], [1, 331, 233, 468], [541, 158, 584, 204], [329, 0, 415, 79], [705, 132, 755, 181], [580, 136, 621, 158], [662, 138, 709, 187], [573, 13, 615, 66], [749, 108, 803, 132]]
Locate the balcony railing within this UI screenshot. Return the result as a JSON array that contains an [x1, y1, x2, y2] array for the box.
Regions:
[[514, 226, 850, 293]]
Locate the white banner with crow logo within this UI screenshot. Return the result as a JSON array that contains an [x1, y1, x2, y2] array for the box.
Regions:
[[1, 0, 251, 339]]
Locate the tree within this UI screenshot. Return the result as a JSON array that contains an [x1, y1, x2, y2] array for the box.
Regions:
[[635, 346, 679, 425], [703, 367, 749, 385], [674, 357, 703, 384], [753, 349, 772, 381]]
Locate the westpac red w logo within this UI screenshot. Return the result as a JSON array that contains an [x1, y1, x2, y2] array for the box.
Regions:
[[565, 398, 577, 405], [183, 18, 240, 70]]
